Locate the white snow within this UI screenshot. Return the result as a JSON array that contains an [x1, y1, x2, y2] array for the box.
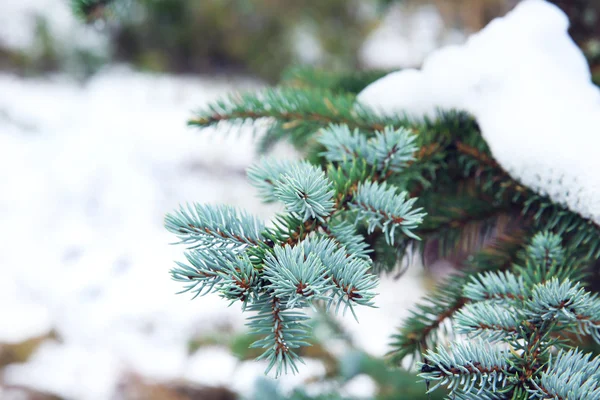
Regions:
[[358, 0, 600, 225]]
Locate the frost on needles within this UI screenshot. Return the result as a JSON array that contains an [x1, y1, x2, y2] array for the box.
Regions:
[[165, 124, 425, 376]]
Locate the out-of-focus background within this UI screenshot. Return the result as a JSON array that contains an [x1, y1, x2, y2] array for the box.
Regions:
[[0, 1, 598, 399]]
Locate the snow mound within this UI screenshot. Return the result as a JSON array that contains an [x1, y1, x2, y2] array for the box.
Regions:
[[358, 0, 600, 225]]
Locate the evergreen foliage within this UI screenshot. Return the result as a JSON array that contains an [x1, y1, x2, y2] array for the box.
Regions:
[[68, 1, 600, 397], [177, 65, 600, 397], [421, 232, 600, 398]]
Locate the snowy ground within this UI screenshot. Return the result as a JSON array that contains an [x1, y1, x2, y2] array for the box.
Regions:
[[0, 67, 428, 399]]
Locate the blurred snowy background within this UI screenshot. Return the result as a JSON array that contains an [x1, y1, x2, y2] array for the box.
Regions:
[[0, 1, 598, 399]]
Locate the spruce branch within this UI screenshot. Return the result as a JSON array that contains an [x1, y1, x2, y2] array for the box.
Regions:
[[526, 230, 565, 267], [388, 273, 470, 365], [524, 278, 600, 341], [367, 126, 417, 174], [188, 88, 409, 135], [170, 247, 240, 298], [165, 203, 266, 249], [420, 340, 510, 395], [298, 237, 378, 316], [248, 295, 311, 377], [317, 124, 369, 163], [326, 158, 370, 200], [351, 181, 425, 244], [328, 257, 378, 318], [530, 349, 600, 399], [318, 124, 418, 176], [454, 302, 520, 341], [247, 158, 297, 203], [166, 67, 600, 387], [388, 230, 527, 365], [262, 244, 333, 309], [215, 254, 260, 309], [272, 162, 335, 223], [421, 232, 600, 398], [462, 271, 526, 302], [280, 66, 391, 94], [326, 219, 372, 261]]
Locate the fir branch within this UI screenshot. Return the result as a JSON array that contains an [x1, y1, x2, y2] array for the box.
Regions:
[[165, 204, 266, 249]]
